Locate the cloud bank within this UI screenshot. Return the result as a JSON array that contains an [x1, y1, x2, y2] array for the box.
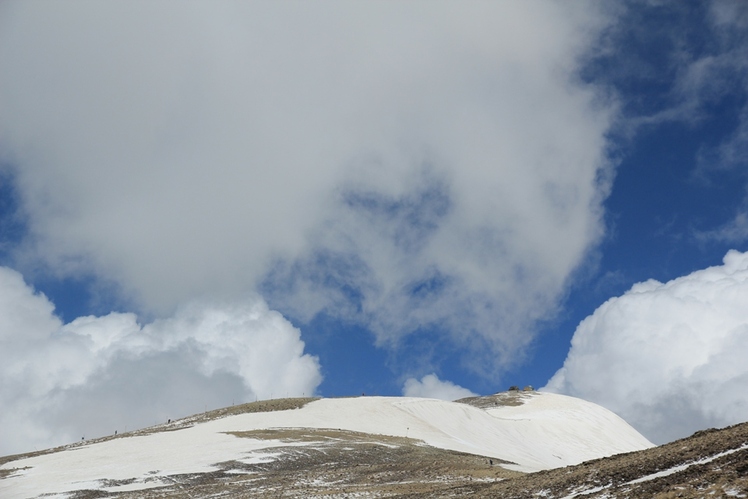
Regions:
[[0, 266, 321, 455], [402, 374, 477, 401], [0, 1, 615, 374], [546, 250, 748, 444]]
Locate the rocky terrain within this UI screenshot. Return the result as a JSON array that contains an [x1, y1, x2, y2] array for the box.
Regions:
[[1, 393, 746, 498], [479, 421, 748, 498]]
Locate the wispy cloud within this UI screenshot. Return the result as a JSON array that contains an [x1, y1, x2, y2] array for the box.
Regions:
[[695, 209, 748, 244]]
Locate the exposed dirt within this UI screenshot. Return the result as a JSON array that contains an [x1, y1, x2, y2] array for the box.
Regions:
[[136, 397, 321, 433], [190, 397, 320, 421], [456, 389, 533, 409]]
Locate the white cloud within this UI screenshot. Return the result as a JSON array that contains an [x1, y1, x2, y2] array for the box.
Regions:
[[0, 3, 614, 375], [545, 250, 748, 444], [402, 374, 477, 401], [0, 266, 321, 456]]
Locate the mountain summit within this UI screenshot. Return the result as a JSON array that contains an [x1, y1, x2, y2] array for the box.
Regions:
[[1, 391, 655, 498]]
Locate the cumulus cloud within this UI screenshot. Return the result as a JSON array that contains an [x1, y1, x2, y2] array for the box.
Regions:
[[0, 1, 615, 375], [402, 374, 477, 401], [0, 266, 321, 455], [545, 250, 748, 444]]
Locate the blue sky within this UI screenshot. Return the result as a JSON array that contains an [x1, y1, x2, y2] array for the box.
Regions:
[[2, 1, 748, 454]]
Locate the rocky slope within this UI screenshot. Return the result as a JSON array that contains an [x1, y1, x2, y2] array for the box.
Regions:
[[469, 421, 748, 498]]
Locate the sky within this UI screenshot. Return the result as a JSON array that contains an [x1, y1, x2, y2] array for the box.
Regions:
[[1, 0, 748, 455]]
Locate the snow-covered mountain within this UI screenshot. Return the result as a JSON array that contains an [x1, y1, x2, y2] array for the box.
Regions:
[[0, 391, 654, 498]]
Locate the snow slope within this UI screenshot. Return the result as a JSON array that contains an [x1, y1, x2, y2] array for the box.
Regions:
[[0, 392, 653, 499]]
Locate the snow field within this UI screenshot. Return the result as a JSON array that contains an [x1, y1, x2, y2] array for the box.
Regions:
[[0, 392, 653, 498]]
